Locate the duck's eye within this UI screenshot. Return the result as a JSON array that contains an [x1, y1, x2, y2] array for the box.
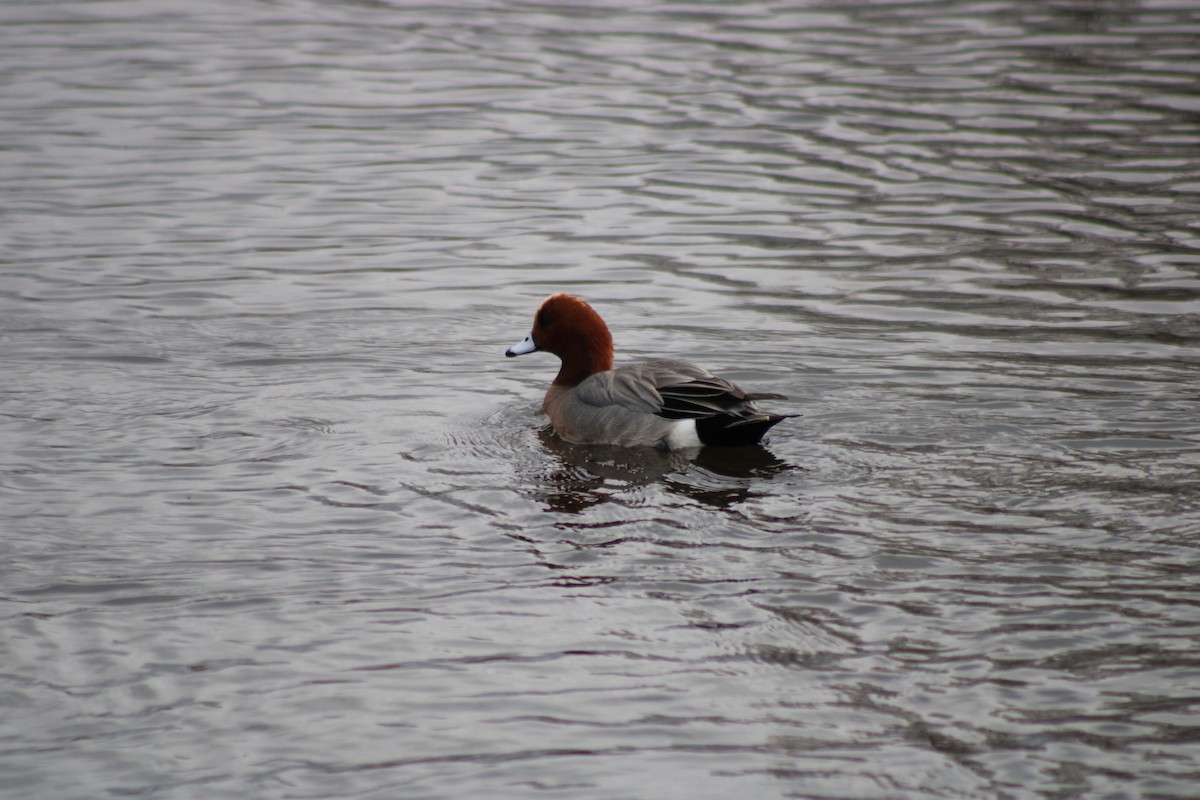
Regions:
[[536, 311, 553, 328]]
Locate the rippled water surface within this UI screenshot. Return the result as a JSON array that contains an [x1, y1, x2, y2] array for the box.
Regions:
[[3, 1, 1200, 798]]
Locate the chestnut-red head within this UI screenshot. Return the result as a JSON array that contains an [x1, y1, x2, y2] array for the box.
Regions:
[[506, 293, 614, 387]]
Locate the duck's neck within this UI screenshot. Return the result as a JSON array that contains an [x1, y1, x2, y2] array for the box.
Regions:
[[552, 337, 613, 387]]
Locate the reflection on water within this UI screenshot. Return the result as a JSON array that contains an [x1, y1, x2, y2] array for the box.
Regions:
[[531, 427, 796, 513], [2, 0, 1199, 798]]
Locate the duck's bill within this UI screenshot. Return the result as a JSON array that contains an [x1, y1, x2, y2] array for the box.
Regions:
[[506, 335, 538, 357]]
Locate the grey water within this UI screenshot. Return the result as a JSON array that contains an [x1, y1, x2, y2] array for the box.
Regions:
[[2, 1, 1199, 798]]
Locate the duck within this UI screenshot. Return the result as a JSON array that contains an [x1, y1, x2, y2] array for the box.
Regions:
[[506, 293, 794, 450]]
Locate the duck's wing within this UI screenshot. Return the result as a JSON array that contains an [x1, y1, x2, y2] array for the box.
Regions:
[[575, 359, 786, 420], [571, 362, 673, 414]]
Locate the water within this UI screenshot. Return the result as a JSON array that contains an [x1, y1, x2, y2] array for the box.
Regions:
[[3, 1, 1199, 798]]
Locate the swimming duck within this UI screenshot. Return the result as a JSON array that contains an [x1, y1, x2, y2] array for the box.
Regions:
[[506, 293, 793, 449]]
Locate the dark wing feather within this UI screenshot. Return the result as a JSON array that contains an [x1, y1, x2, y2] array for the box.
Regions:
[[657, 378, 760, 420]]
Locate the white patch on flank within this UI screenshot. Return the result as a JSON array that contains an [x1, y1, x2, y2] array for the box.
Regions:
[[664, 419, 702, 450]]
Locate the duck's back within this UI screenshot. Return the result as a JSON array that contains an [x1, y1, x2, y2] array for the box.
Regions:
[[545, 359, 788, 449]]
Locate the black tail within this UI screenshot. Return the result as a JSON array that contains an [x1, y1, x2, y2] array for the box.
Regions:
[[695, 413, 792, 446]]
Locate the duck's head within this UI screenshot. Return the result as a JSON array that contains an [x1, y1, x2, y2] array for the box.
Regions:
[[506, 293, 614, 386]]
